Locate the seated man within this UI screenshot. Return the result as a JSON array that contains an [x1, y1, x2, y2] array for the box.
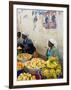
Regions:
[[22, 32, 38, 57]]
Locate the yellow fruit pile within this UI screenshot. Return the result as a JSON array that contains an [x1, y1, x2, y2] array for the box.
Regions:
[[46, 56, 59, 69], [17, 56, 62, 79], [41, 57, 62, 79], [42, 68, 49, 77], [17, 73, 36, 80], [17, 53, 32, 61], [24, 61, 32, 69], [55, 64, 62, 76], [24, 58, 46, 69]]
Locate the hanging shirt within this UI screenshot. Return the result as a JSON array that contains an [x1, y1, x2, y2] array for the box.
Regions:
[[52, 15, 56, 22], [45, 16, 49, 24]]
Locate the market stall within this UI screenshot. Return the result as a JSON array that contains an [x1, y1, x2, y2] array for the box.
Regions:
[[17, 52, 62, 81]]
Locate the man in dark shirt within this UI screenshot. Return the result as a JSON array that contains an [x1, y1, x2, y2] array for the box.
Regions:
[[22, 33, 36, 54]]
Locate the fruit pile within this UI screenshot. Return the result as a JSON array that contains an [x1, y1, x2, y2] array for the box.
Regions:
[[46, 57, 59, 69], [17, 61, 25, 71], [17, 53, 32, 61], [24, 58, 46, 69], [17, 56, 62, 80], [41, 57, 62, 79], [17, 73, 36, 80]]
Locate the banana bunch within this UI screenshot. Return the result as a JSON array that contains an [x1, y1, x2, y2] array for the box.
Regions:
[[41, 57, 62, 79], [41, 68, 50, 77], [41, 68, 56, 79], [41, 66, 62, 79], [49, 69, 57, 79], [55, 64, 62, 76], [17, 73, 36, 81], [46, 57, 59, 69]]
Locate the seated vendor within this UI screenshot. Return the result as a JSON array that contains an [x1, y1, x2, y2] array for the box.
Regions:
[[22, 32, 38, 57], [46, 39, 62, 61]]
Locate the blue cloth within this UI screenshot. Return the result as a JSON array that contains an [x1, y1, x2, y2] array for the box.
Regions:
[[23, 38, 32, 49], [47, 49, 52, 57], [23, 38, 36, 54], [46, 49, 52, 59], [46, 47, 62, 60]]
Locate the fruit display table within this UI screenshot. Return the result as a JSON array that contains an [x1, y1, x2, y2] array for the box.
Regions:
[[17, 53, 63, 80]]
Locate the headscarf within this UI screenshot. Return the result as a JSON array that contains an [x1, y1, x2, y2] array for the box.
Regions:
[[48, 39, 57, 48]]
